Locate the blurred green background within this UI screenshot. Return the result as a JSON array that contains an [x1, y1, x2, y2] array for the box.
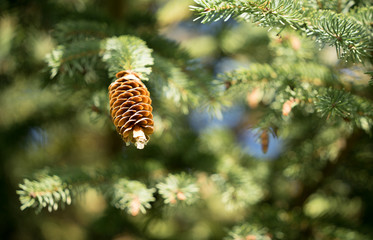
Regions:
[[1, 0, 373, 240]]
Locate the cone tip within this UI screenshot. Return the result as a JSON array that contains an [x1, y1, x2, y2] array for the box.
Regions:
[[133, 127, 148, 149]]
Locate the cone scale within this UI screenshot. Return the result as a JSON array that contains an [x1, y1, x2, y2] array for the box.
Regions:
[[108, 70, 154, 149]]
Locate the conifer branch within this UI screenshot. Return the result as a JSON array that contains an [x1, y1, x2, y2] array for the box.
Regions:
[[53, 20, 112, 44], [315, 88, 373, 131], [220, 62, 331, 100], [17, 175, 72, 213], [212, 166, 264, 210], [17, 170, 203, 214], [111, 179, 155, 216], [191, 1, 372, 62], [191, 0, 304, 30], [219, 63, 373, 132], [156, 173, 199, 205], [145, 36, 223, 116], [307, 10, 371, 62], [102, 36, 154, 80], [225, 223, 271, 240], [316, 225, 371, 240], [46, 39, 103, 79], [315, 88, 353, 120], [16, 171, 157, 215], [150, 54, 199, 114]]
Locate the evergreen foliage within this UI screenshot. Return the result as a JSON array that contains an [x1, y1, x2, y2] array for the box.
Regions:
[[110, 178, 155, 216], [156, 173, 199, 205], [17, 175, 72, 213], [0, 0, 372, 239], [191, 0, 372, 62], [102, 36, 154, 78]]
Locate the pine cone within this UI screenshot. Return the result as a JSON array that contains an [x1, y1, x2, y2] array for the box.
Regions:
[[108, 70, 154, 149]]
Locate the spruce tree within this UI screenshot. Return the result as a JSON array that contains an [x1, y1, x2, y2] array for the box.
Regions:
[[0, 0, 372, 239]]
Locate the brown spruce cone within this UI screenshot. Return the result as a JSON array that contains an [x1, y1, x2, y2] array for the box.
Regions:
[[260, 130, 269, 154], [108, 70, 154, 149]]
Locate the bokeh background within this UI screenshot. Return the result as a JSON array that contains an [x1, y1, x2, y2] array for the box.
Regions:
[[1, 0, 372, 239]]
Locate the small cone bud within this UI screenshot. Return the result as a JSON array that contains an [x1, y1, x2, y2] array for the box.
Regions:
[[247, 87, 262, 109], [282, 100, 294, 116], [246, 235, 257, 240], [108, 70, 154, 149], [282, 98, 299, 116], [176, 191, 186, 201], [130, 197, 141, 216]]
